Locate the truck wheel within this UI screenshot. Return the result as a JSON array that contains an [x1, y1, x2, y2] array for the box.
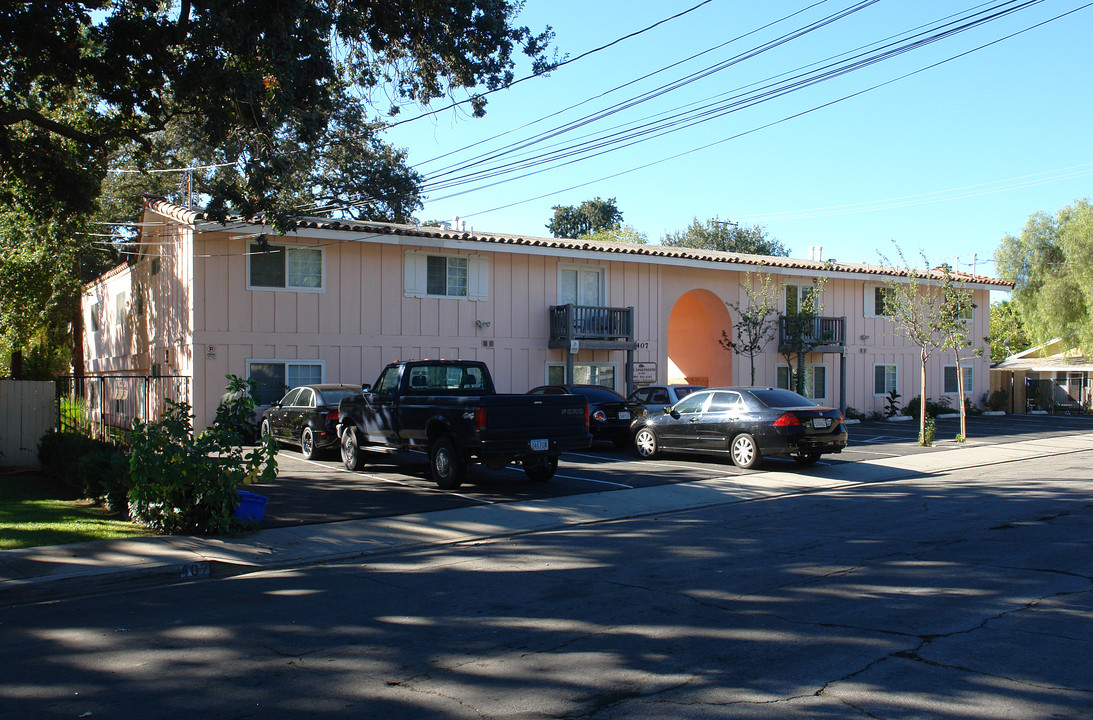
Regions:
[[524, 455, 558, 482], [429, 435, 465, 489], [341, 427, 364, 471]]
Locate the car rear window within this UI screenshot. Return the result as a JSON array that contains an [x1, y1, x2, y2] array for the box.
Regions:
[[749, 389, 816, 408], [320, 389, 361, 406]]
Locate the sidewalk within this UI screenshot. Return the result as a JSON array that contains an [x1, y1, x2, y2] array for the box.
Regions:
[[3, 433, 1092, 606]]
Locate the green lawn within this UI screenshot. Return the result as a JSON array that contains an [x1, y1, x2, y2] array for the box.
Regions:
[[0, 470, 152, 550]]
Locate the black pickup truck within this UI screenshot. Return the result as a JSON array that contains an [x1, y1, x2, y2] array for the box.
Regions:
[[338, 360, 591, 489]]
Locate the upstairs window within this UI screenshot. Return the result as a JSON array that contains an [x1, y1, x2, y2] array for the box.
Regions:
[[248, 243, 324, 291], [115, 291, 128, 327], [404, 251, 488, 300], [785, 283, 819, 315], [90, 302, 101, 333], [866, 285, 896, 317], [558, 264, 606, 307]]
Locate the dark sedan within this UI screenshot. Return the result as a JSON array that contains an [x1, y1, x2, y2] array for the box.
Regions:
[[630, 387, 848, 468], [529, 384, 645, 448], [260, 384, 362, 459]]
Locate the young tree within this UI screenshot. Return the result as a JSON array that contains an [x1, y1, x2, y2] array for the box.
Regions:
[[582, 224, 649, 245], [719, 271, 782, 385], [882, 249, 944, 446], [936, 266, 978, 441], [545, 197, 623, 238], [661, 217, 790, 256], [779, 278, 829, 397]]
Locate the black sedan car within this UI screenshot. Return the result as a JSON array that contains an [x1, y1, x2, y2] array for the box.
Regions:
[[528, 384, 645, 448], [630, 387, 847, 468], [259, 384, 362, 459]]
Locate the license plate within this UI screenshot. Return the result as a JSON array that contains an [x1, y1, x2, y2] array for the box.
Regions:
[[812, 418, 830, 428], [618, 411, 630, 420], [530, 439, 549, 452]]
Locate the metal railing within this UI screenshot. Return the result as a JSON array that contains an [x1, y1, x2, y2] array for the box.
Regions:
[[56, 375, 192, 443]]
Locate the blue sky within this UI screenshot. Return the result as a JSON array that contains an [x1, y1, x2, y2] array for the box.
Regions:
[[382, 0, 1093, 282]]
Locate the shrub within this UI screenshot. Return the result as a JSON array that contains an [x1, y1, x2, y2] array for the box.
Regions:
[[884, 389, 902, 418], [986, 389, 1009, 412], [127, 377, 278, 535], [922, 417, 936, 446], [903, 395, 953, 419], [38, 431, 119, 497], [843, 406, 866, 421]]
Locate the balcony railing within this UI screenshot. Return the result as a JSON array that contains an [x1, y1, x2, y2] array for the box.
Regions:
[[549, 304, 635, 349], [778, 315, 846, 353]]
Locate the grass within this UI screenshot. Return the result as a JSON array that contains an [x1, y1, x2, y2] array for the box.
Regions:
[[0, 470, 152, 550]]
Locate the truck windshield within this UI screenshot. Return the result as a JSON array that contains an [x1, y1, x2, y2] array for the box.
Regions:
[[406, 364, 488, 393]]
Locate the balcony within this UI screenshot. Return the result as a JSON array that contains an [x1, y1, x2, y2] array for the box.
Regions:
[[778, 315, 846, 354], [549, 304, 636, 351]]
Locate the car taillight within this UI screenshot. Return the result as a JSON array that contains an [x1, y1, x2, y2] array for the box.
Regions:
[[773, 412, 801, 428], [324, 411, 339, 422], [592, 409, 607, 423], [584, 403, 591, 428], [474, 406, 488, 432]]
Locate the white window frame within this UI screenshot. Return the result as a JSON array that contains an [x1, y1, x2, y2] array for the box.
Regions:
[[784, 282, 820, 315], [775, 363, 828, 401], [865, 285, 895, 318], [247, 243, 325, 292], [943, 364, 974, 395], [404, 250, 488, 300], [245, 359, 326, 405], [558, 262, 607, 307], [873, 363, 897, 396], [545, 361, 619, 390], [115, 290, 128, 328], [89, 301, 101, 333]]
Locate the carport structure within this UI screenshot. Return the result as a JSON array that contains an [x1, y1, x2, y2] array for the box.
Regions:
[[992, 338, 1092, 414]]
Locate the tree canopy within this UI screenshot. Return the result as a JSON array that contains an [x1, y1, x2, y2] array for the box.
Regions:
[[988, 300, 1030, 363], [545, 197, 624, 239], [995, 199, 1093, 356], [0, 1, 554, 376], [661, 217, 789, 256], [1, 1, 554, 227]]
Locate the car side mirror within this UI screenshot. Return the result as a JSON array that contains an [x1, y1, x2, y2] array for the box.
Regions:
[[361, 383, 371, 393], [667, 407, 678, 418]]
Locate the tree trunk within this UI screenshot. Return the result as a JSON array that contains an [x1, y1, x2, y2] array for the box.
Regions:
[[956, 354, 967, 440], [919, 351, 927, 445], [71, 300, 85, 377]]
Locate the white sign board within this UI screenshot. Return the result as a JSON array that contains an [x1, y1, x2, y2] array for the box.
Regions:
[[633, 362, 657, 385]]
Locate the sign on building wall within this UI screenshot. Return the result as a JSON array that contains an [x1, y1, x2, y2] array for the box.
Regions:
[[633, 362, 657, 385]]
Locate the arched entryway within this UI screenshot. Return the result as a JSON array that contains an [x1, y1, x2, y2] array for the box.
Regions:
[[667, 289, 733, 387]]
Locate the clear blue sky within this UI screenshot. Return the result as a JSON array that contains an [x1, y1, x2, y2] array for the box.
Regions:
[[382, 0, 1093, 283]]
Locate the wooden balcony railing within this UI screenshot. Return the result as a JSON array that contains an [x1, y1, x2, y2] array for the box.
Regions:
[[549, 304, 635, 349], [778, 315, 846, 353]]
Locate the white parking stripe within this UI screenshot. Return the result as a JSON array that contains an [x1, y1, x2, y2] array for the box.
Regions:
[[280, 455, 494, 504]]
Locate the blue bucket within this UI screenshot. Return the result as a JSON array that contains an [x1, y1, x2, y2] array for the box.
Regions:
[[234, 490, 268, 523]]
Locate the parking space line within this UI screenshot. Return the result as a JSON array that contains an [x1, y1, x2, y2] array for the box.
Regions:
[[282, 455, 494, 504]]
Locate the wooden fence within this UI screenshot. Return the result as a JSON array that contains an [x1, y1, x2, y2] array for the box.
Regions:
[[0, 380, 57, 467]]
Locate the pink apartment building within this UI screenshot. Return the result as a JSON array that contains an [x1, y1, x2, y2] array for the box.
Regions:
[[80, 196, 1011, 431]]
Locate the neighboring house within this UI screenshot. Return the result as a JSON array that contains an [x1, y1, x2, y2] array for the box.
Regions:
[[80, 196, 1009, 432], [991, 339, 1093, 414]]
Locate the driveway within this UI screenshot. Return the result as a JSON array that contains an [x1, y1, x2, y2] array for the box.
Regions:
[[248, 413, 1093, 529]]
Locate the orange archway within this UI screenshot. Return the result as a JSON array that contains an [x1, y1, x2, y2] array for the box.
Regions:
[[667, 289, 733, 387]]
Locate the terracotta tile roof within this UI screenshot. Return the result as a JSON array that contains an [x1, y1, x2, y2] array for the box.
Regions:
[[142, 195, 1013, 288]]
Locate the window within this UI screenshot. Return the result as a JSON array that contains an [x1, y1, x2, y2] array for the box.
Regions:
[[708, 391, 744, 412], [134, 283, 144, 317], [151, 257, 161, 275], [248, 243, 324, 291], [674, 391, 710, 414], [943, 365, 973, 395], [785, 283, 819, 315], [404, 251, 488, 300], [559, 264, 606, 306], [867, 286, 895, 317], [776, 364, 827, 401], [546, 362, 617, 389], [247, 360, 324, 405], [873, 364, 897, 396], [115, 291, 127, 327], [90, 302, 101, 333], [427, 255, 468, 297]]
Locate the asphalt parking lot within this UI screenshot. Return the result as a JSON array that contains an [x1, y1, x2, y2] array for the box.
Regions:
[[248, 412, 1093, 529]]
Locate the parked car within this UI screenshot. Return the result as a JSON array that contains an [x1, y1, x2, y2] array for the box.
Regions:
[[629, 387, 848, 468], [528, 384, 645, 448], [628, 384, 705, 407], [260, 384, 363, 459]]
